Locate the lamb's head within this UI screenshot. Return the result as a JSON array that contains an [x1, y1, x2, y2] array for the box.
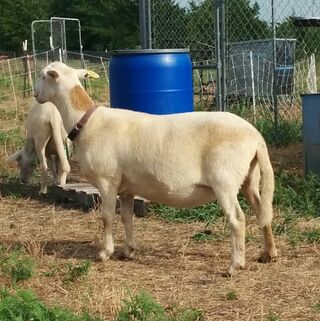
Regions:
[[7, 148, 37, 184], [34, 62, 99, 110]]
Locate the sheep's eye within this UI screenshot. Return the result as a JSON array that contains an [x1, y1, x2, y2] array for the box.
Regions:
[[42, 76, 45, 80]]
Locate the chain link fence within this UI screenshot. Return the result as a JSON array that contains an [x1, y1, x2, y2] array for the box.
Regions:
[[31, 18, 83, 71], [148, 0, 320, 124]]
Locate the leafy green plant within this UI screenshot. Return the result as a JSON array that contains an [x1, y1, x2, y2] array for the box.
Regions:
[[0, 246, 36, 284], [117, 291, 168, 321], [0, 128, 24, 146], [117, 291, 203, 321], [63, 260, 91, 284], [255, 119, 302, 146], [175, 308, 203, 321], [313, 301, 320, 313], [265, 311, 280, 321], [192, 230, 215, 242], [226, 291, 238, 301], [0, 288, 101, 321]]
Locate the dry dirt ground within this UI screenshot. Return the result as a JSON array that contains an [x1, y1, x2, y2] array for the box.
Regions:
[[1, 143, 320, 321]]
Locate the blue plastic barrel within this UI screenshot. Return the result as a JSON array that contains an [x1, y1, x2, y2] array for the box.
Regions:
[[109, 49, 193, 114]]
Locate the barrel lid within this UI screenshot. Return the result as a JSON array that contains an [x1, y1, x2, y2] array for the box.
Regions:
[[111, 48, 190, 55]]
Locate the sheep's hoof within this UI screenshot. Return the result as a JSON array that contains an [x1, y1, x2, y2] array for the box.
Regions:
[[258, 250, 277, 263], [123, 245, 136, 259], [224, 263, 245, 277], [97, 250, 111, 261]]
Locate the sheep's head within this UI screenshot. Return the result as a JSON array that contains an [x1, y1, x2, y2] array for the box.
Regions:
[[34, 62, 99, 110], [7, 149, 37, 184]]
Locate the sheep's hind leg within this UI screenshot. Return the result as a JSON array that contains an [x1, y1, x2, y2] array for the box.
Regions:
[[215, 189, 246, 276], [119, 193, 136, 259], [48, 155, 59, 185], [34, 137, 50, 194], [241, 166, 277, 263]]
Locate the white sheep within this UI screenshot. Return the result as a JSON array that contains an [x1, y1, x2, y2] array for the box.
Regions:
[[8, 101, 71, 194], [34, 62, 277, 275]]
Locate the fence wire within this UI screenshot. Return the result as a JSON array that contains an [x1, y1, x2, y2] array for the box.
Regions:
[[149, 0, 320, 122], [0, 51, 110, 164]]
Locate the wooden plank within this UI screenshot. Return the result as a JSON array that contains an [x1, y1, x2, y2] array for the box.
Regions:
[[48, 183, 148, 216]]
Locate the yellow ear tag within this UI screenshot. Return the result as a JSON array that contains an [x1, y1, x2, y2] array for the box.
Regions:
[[87, 70, 100, 79]]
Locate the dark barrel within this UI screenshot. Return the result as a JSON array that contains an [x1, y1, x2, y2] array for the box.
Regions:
[[109, 49, 193, 114]]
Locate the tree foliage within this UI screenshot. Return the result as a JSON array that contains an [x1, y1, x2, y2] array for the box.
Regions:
[[0, 0, 318, 58], [0, 0, 49, 53]]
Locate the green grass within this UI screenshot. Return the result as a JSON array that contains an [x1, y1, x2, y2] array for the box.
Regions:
[[63, 260, 91, 284], [274, 173, 320, 218], [0, 288, 202, 321], [255, 118, 302, 146], [226, 291, 238, 301], [302, 229, 320, 243], [0, 288, 102, 321], [117, 291, 203, 321], [150, 197, 250, 225], [150, 202, 223, 224], [265, 311, 281, 321], [313, 301, 320, 313], [0, 128, 24, 146], [192, 230, 215, 242], [0, 246, 36, 284]]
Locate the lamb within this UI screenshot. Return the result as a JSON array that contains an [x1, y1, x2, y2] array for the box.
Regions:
[[8, 101, 71, 194], [34, 61, 277, 275]]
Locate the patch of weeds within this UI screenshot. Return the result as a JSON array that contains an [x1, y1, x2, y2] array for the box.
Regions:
[[274, 173, 320, 218], [265, 311, 280, 321], [255, 118, 302, 146], [117, 290, 203, 321], [0, 246, 36, 284], [43, 266, 61, 278], [150, 202, 223, 224], [245, 232, 256, 243], [0, 128, 25, 146], [174, 308, 203, 321], [192, 230, 215, 242], [226, 291, 238, 301], [150, 196, 252, 224], [313, 301, 320, 313], [301, 229, 320, 244], [0, 287, 102, 321], [0, 168, 20, 183], [63, 260, 91, 284], [117, 290, 168, 321]]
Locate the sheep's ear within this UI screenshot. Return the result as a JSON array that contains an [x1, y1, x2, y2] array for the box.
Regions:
[[75, 69, 99, 80], [86, 70, 100, 79], [7, 149, 22, 162], [47, 70, 59, 79]]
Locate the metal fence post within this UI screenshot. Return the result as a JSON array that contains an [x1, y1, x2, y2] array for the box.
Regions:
[[220, 0, 226, 111], [271, 0, 279, 143], [215, 0, 222, 111], [139, 0, 147, 49]]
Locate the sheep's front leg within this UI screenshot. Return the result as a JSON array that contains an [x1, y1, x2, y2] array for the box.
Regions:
[[97, 180, 118, 261], [35, 138, 50, 194], [119, 193, 136, 258], [51, 123, 70, 185]]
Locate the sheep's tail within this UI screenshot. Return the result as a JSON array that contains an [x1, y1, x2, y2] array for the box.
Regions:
[[256, 138, 274, 227]]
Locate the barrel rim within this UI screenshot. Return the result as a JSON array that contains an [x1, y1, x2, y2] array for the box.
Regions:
[[111, 48, 190, 55]]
